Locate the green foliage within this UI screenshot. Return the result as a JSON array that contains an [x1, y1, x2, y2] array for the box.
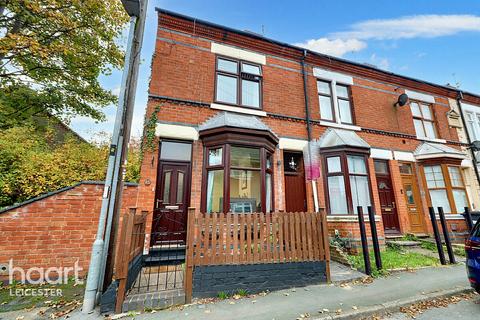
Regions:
[[217, 291, 229, 300], [236, 289, 248, 297], [0, 1, 129, 128], [348, 247, 439, 278], [402, 234, 419, 241], [142, 106, 161, 152], [0, 125, 141, 208]]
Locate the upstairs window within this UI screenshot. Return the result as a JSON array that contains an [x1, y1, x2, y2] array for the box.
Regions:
[[317, 80, 353, 125], [215, 57, 262, 109], [410, 101, 437, 139], [465, 112, 480, 141]]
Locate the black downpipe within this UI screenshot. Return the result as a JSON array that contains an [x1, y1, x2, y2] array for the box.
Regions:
[[301, 50, 312, 142], [456, 91, 480, 188]]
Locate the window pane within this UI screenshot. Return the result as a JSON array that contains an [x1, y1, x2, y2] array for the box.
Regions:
[[452, 189, 469, 213], [347, 156, 366, 174], [206, 170, 224, 213], [216, 74, 237, 104], [208, 148, 223, 166], [410, 102, 421, 117], [241, 63, 261, 75], [405, 184, 415, 204], [424, 121, 436, 139], [399, 163, 413, 174], [230, 147, 260, 168], [160, 142, 192, 161], [327, 156, 341, 173], [338, 99, 353, 124], [317, 81, 331, 95], [241, 80, 260, 108], [374, 161, 388, 174], [319, 95, 334, 121], [421, 104, 432, 120], [413, 119, 426, 138], [162, 171, 171, 204], [448, 167, 464, 187], [429, 189, 451, 213], [266, 173, 272, 213], [424, 165, 445, 188], [266, 154, 272, 169], [230, 170, 261, 213], [217, 58, 238, 73], [328, 176, 348, 214], [176, 171, 184, 203], [350, 175, 371, 214], [336, 84, 349, 98]]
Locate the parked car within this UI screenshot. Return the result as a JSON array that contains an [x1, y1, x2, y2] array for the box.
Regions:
[[465, 220, 480, 293]]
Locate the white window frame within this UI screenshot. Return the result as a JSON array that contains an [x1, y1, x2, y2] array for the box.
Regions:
[[465, 111, 480, 141]]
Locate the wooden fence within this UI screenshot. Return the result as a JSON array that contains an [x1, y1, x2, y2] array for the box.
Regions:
[[184, 208, 330, 302], [115, 208, 147, 313]]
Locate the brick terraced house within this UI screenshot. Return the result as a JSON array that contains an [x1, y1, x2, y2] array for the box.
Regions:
[[2, 7, 480, 312], [137, 8, 480, 251]]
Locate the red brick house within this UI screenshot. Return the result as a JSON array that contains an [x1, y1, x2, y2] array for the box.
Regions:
[[135, 8, 480, 252]]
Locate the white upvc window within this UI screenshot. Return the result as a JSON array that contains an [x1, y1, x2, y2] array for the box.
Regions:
[[317, 79, 354, 125], [465, 111, 480, 141]]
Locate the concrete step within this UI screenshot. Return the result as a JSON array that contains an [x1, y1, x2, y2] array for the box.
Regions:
[[386, 240, 421, 247]]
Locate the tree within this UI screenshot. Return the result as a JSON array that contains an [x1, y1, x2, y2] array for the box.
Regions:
[[0, 125, 141, 208], [0, 1, 129, 128]]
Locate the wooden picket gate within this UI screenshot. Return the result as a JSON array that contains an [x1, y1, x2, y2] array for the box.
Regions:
[[184, 208, 330, 302], [114, 208, 147, 313]]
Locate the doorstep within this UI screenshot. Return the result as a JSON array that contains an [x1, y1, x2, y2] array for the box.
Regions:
[[122, 289, 185, 312]]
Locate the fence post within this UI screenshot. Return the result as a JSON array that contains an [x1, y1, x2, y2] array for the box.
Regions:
[[357, 206, 371, 276], [115, 210, 135, 313], [319, 209, 331, 282], [184, 207, 196, 303], [428, 207, 446, 265], [437, 207, 456, 264], [462, 207, 474, 232], [367, 206, 382, 270]]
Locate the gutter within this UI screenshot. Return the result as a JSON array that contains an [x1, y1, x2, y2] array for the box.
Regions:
[[456, 90, 480, 194]]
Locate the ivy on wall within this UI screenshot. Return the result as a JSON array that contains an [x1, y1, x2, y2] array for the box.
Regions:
[[142, 105, 161, 152]]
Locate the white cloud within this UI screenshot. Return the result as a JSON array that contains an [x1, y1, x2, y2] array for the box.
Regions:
[[112, 86, 121, 97], [332, 15, 480, 40], [294, 38, 367, 57]]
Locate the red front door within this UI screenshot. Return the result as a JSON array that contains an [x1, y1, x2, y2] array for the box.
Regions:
[[284, 152, 307, 212], [374, 160, 400, 233], [151, 162, 190, 245]]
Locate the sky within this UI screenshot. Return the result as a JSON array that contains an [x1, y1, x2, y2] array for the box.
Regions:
[[70, 0, 480, 141]]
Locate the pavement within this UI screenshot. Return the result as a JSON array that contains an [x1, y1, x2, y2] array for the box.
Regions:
[[386, 294, 480, 319], [66, 263, 471, 320]]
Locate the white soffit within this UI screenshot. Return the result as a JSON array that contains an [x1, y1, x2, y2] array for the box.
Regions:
[[211, 43, 266, 65], [312, 67, 353, 85], [279, 138, 308, 151], [370, 148, 393, 160], [393, 151, 415, 162], [405, 89, 435, 104], [155, 123, 199, 140]]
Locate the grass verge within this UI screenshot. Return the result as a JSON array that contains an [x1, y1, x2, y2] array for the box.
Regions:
[[348, 246, 440, 277], [0, 279, 84, 313]]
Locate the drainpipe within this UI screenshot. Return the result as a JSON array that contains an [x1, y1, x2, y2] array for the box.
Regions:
[[456, 91, 480, 197], [301, 50, 319, 212]]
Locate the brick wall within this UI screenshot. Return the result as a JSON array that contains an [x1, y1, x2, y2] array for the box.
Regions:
[[0, 182, 138, 280]]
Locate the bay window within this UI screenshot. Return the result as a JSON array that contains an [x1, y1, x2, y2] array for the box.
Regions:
[[204, 144, 273, 213], [215, 56, 262, 109], [410, 101, 437, 139], [324, 152, 372, 214], [423, 164, 470, 214]]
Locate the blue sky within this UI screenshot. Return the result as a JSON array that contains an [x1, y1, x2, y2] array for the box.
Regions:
[[70, 0, 480, 141]]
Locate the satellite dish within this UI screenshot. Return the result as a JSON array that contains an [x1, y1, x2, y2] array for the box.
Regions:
[[396, 93, 409, 107]]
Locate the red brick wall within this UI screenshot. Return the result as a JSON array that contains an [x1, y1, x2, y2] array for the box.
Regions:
[[0, 182, 138, 280]]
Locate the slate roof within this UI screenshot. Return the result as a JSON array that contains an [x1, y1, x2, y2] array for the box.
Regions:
[[414, 142, 466, 160], [199, 111, 276, 136], [317, 128, 370, 149]]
